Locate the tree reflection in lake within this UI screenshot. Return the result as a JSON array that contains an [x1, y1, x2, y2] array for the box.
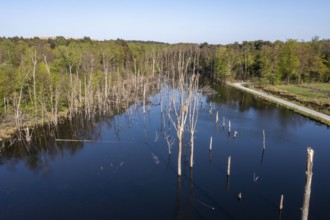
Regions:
[[0, 113, 106, 172]]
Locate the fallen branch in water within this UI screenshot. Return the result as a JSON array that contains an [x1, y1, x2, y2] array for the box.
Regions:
[[55, 139, 133, 143]]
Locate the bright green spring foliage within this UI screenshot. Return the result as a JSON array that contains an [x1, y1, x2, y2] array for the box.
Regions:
[[213, 39, 330, 84], [215, 47, 232, 80], [0, 37, 329, 125], [0, 37, 168, 123]]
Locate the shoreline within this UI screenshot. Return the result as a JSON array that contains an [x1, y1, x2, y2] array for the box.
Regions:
[[0, 111, 69, 141], [228, 82, 330, 126], [0, 76, 159, 142]]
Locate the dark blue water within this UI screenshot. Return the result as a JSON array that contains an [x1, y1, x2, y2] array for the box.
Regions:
[[0, 85, 329, 220]]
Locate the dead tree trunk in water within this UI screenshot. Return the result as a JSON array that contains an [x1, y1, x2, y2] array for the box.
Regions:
[[14, 71, 30, 140], [209, 136, 213, 151], [301, 147, 314, 220], [188, 51, 200, 169], [188, 79, 199, 168], [263, 129, 266, 150], [167, 49, 198, 176], [227, 156, 231, 176], [279, 194, 284, 211]]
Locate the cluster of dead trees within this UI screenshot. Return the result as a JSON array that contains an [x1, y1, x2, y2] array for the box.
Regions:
[[0, 39, 170, 141], [1, 37, 204, 178], [160, 46, 201, 176]]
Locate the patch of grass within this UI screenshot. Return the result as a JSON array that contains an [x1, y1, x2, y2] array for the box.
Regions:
[[274, 84, 330, 103], [305, 83, 330, 92], [263, 83, 330, 116]]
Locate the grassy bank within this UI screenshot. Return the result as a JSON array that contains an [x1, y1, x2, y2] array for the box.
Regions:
[[261, 83, 330, 116], [228, 82, 330, 126]]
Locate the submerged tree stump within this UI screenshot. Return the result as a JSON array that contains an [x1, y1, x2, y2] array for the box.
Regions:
[[279, 194, 284, 211], [263, 129, 266, 150], [216, 111, 219, 124], [228, 120, 231, 133], [234, 130, 238, 139], [209, 136, 213, 151], [227, 156, 231, 176]]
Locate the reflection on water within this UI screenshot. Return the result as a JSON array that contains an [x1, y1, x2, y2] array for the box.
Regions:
[[0, 83, 329, 220], [0, 113, 106, 172]]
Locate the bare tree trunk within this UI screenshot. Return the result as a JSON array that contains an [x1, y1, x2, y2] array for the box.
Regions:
[[44, 55, 54, 123], [301, 147, 314, 220], [189, 131, 194, 168], [189, 81, 199, 168], [14, 71, 30, 140], [54, 86, 60, 125], [143, 84, 146, 114], [166, 47, 200, 176], [188, 51, 200, 168], [177, 132, 183, 176], [31, 50, 38, 123]]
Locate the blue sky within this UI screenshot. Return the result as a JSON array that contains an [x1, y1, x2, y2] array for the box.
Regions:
[[1, 0, 329, 44]]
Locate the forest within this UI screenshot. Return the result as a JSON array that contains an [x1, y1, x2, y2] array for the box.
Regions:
[[0, 36, 330, 139], [212, 38, 330, 84]]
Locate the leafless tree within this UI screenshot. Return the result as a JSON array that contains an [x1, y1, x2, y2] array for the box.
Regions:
[[188, 50, 200, 168], [31, 50, 38, 123], [188, 88, 198, 168], [167, 49, 199, 176], [12, 70, 30, 140]]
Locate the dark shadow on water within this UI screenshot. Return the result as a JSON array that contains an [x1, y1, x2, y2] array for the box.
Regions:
[[226, 175, 230, 192], [260, 149, 265, 166], [175, 176, 183, 220], [0, 113, 112, 172], [278, 210, 283, 220]]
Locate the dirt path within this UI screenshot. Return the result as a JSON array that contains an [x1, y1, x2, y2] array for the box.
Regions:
[[230, 82, 330, 125]]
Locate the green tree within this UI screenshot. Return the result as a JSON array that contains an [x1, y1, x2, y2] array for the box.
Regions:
[[279, 40, 300, 84], [215, 47, 232, 81], [259, 42, 282, 84]]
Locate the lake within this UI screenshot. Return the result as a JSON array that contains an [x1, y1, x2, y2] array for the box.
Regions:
[[0, 82, 329, 220]]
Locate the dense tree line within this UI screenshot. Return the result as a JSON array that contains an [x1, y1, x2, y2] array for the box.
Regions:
[[212, 38, 330, 84], [1, 36, 329, 135]]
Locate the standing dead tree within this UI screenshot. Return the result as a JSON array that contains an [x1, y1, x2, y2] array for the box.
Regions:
[[167, 47, 200, 176], [188, 50, 200, 169], [188, 74, 199, 168], [31, 50, 38, 123], [13, 70, 30, 140], [301, 147, 314, 220]]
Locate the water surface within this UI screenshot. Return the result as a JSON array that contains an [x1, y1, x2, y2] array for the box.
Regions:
[[0, 84, 329, 220]]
